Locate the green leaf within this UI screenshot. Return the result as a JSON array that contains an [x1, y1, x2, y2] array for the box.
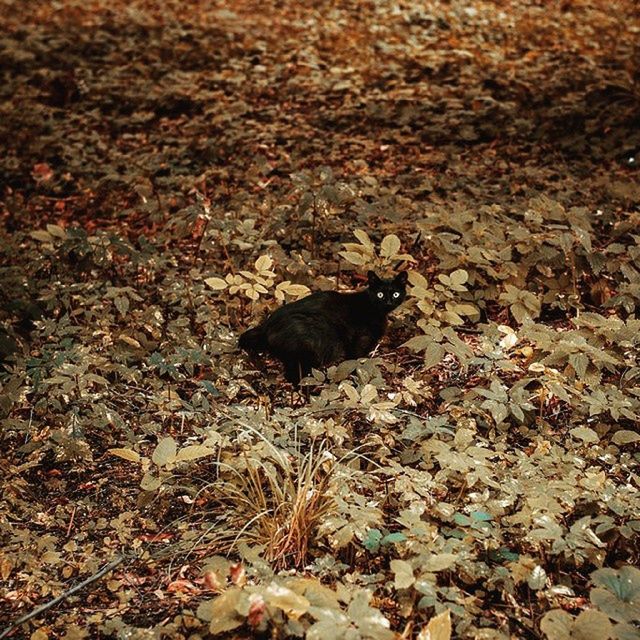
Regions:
[[470, 511, 492, 522], [590, 566, 640, 623], [489, 547, 520, 562], [381, 532, 407, 545], [364, 528, 382, 553], [453, 513, 471, 526]]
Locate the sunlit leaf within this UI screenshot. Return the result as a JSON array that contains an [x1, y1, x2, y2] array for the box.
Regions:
[[205, 277, 228, 290], [175, 445, 217, 462], [108, 448, 141, 463], [418, 609, 451, 640], [380, 234, 401, 258], [254, 255, 273, 272], [612, 431, 640, 445], [339, 250, 367, 265], [391, 559, 415, 589], [152, 437, 177, 467], [570, 427, 599, 443]]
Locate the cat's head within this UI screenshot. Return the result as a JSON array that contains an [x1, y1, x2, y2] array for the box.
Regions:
[[366, 271, 408, 312]]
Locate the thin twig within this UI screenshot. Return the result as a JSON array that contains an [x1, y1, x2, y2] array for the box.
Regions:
[[0, 555, 126, 639], [65, 506, 76, 538]]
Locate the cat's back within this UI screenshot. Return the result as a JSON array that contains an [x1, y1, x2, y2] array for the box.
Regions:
[[269, 290, 346, 319]]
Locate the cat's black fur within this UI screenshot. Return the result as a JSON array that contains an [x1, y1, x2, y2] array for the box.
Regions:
[[238, 271, 408, 384]]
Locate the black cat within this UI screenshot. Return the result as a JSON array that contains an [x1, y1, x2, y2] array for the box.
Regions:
[[238, 271, 408, 384]]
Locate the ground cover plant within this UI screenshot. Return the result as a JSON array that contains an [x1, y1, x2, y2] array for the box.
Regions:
[[1, 0, 639, 638]]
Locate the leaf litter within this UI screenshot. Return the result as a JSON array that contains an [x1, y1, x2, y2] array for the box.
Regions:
[[0, 0, 639, 638]]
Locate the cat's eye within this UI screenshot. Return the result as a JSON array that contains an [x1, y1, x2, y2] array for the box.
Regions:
[[392, 292, 400, 298], [377, 292, 384, 299]]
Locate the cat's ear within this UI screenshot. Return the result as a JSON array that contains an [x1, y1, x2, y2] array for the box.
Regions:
[[394, 271, 408, 286], [367, 271, 381, 285]]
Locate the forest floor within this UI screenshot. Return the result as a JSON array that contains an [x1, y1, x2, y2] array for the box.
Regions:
[[1, 1, 639, 639]]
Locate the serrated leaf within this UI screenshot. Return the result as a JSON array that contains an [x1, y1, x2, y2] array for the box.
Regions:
[[152, 437, 177, 466], [108, 448, 141, 463], [380, 234, 401, 258], [205, 277, 228, 290]]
